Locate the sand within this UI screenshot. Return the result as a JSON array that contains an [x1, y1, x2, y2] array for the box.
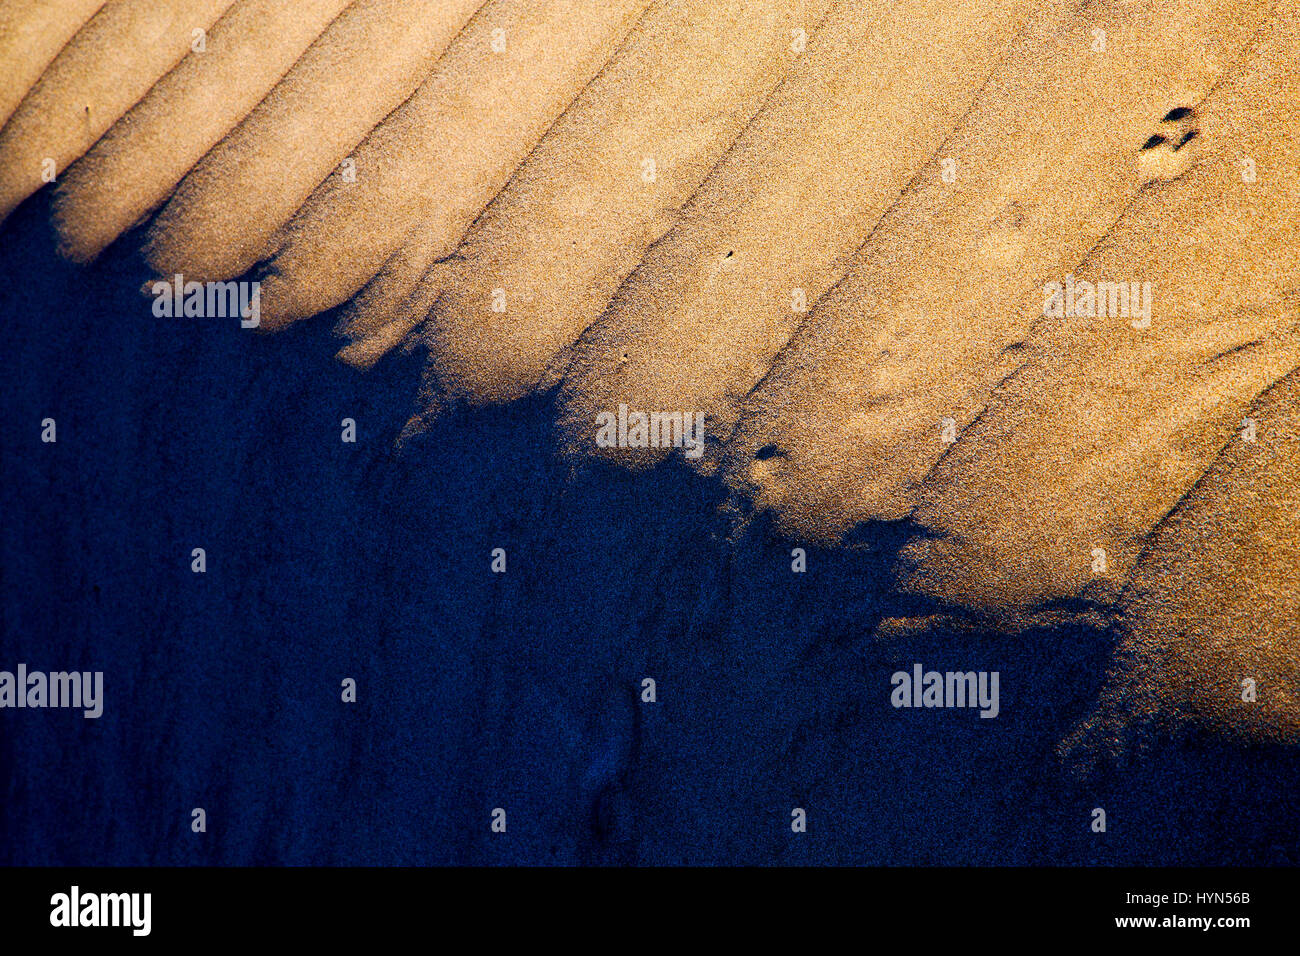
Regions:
[[417, 0, 836, 405], [0, 0, 105, 130], [555, 0, 1049, 470], [255, 0, 654, 332], [0, 0, 235, 220], [143, 0, 483, 282], [2, 0, 1296, 749], [52, 0, 353, 263]]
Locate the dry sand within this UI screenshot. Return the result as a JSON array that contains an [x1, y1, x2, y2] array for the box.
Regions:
[[255, 0, 653, 332], [2, 0, 1296, 747], [0, 0, 105, 130], [0, 0, 235, 220], [52, 0, 353, 263], [143, 0, 483, 282], [419, 0, 835, 405]]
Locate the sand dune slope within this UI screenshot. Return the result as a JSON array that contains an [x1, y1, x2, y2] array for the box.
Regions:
[[896, 7, 1300, 614], [417, 0, 836, 406], [0, 0, 235, 220], [720, 0, 1275, 537], [1, 0, 1296, 749], [255, 0, 654, 332], [143, 0, 482, 282], [0, 0, 105, 131], [52, 0, 352, 263], [554, 0, 1047, 470]]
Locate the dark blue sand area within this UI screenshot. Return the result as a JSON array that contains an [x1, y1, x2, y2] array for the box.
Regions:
[[2, 193, 1297, 865]]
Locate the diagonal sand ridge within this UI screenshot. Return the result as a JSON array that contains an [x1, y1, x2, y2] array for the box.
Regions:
[[1, 0, 1296, 751]]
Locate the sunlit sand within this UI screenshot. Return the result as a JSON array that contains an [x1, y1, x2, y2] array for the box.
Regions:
[[2, 0, 1296, 750]]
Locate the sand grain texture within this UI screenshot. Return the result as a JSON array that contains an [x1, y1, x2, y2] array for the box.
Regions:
[[4, 0, 1298, 751], [555, 0, 1047, 471], [0, 0, 106, 131], [255, 0, 654, 332], [143, 0, 482, 282], [0, 0, 236, 221], [415, 0, 837, 405], [52, 0, 353, 263], [720, 0, 1275, 539]]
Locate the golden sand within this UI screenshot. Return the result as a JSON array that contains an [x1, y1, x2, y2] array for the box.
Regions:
[[1, 0, 1296, 747]]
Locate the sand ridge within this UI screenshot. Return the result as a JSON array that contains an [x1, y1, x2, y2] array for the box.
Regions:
[[1, 0, 1296, 747]]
